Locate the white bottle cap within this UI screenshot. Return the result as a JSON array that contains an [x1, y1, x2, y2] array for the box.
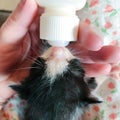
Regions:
[[40, 9, 79, 46], [36, 0, 86, 46], [48, 41, 69, 47]]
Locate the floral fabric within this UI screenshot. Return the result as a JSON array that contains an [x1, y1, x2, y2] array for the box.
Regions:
[[78, 0, 120, 45], [0, 95, 26, 120]]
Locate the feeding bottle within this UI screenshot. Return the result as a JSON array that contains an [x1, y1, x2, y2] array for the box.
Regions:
[[36, 0, 86, 47]]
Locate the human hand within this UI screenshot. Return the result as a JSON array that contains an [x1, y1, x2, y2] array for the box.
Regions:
[[0, 0, 42, 74], [0, 0, 41, 105], [69, 23, 120, 77], [0, 0, 120, 79]]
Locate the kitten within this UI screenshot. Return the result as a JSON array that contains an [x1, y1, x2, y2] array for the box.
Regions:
[[11, 46, 101, 120]]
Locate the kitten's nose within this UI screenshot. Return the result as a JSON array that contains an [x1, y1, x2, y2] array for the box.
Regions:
[[51, 47, 66, 59], [41, 47, 74, 60]]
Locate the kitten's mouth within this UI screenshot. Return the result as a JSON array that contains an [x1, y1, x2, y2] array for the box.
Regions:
[[50, 47, 67, 59], [41, 47, 75, 61], [40, 47, 75, 78]]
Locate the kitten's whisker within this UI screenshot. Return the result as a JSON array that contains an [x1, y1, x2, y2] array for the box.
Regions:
[[12, 67, 41, 71], [26, 57, 42, 66]]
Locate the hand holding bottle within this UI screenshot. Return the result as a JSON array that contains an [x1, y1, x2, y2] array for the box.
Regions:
[[0, 0, 120, 106], [0, 0, 120, 78]]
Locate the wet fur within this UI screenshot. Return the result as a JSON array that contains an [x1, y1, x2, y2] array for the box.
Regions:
[[11, 47, 101, 120]]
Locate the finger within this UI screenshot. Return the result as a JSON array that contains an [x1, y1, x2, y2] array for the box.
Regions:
[[0, 0, 38, 44], [82, 63, 111, 77], [78, 23, 103, 51], [69, 44, 94, 63], [28, 7, 44, 58], [89, 46, 120, 63]]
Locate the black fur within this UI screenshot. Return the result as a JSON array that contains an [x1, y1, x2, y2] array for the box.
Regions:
[[11, 58, 101, 120]]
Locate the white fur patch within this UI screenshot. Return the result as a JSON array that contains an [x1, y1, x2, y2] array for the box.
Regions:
[[41, 47, 75, 83], [46, 59, 68, 83]]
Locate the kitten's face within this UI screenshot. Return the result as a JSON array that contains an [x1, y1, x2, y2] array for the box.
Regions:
[[40, 47, 76, 83]]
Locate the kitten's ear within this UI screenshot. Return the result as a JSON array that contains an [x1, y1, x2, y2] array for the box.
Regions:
[[10, 85, 22, 93], [10, 85, 28, 100], [85, 96, 102, 104]]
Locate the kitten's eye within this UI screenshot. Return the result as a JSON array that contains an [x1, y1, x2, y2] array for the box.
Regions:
[[69, 59, 81, 67], [41, 40, 51, 52], [68, 59, 85, 77]]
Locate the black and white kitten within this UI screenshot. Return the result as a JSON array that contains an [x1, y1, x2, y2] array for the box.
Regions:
[[11, 46, 101, 120]]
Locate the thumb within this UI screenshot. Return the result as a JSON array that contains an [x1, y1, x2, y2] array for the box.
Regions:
[[0, 0, 38, 44]]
